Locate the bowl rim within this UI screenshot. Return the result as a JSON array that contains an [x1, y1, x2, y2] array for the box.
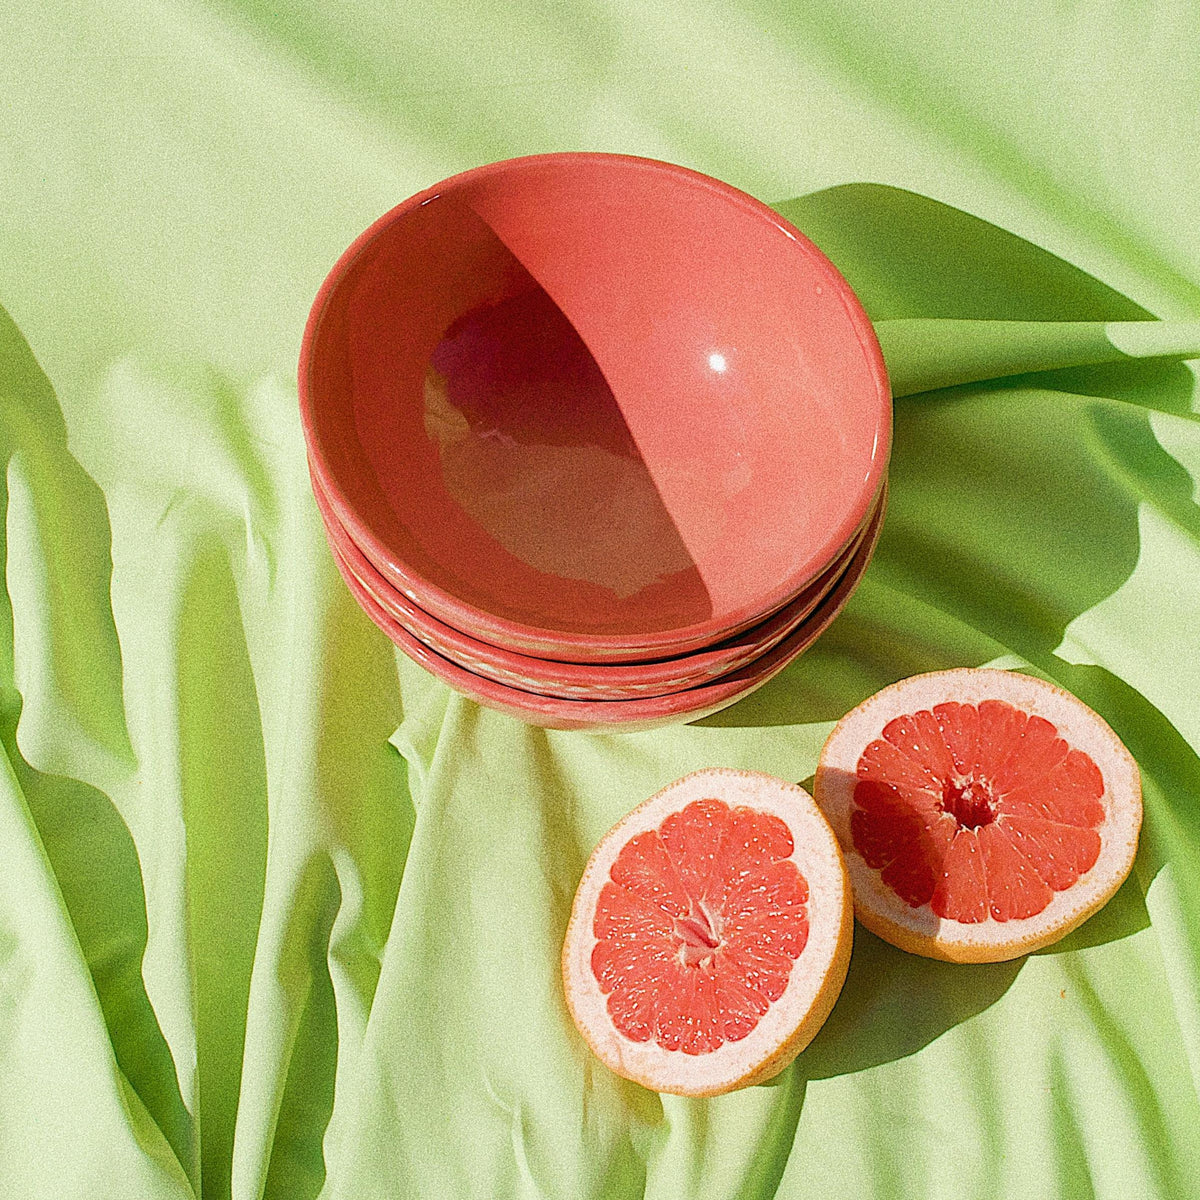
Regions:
[[314, 462, 877, 698], [326, 481, 888, 728], [299, 151, 891, 657]]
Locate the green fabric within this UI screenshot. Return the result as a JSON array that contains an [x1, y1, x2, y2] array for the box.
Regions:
[[2, 2, 1199, 1197]]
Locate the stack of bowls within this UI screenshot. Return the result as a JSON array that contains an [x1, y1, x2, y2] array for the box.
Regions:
[[299, 154, 891, 732]]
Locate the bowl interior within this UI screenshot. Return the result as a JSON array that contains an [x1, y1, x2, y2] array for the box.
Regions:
[[302, 154, 889, 643]]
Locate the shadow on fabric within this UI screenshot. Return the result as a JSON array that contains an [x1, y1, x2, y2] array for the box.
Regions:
[[0, 306, 195, 1179], [689, 185, 1198, 1092], [701, 183, 1196, 733]]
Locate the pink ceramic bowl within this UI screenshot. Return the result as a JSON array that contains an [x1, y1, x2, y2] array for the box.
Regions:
[[313, 462, 879, 700], [325, 485, 886, 732], [300, 153, 890, 664]]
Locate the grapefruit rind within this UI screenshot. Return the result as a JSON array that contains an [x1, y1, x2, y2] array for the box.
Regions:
[[562, 769, 852, 1096], [814, 669, 1142, 963]]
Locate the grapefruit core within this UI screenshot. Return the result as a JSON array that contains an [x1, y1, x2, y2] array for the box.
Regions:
[[562, 769, 852, 1096], [814, 669, 1142, 963]]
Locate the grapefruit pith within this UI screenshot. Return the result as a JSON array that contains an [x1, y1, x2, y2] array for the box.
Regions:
[[814, 669, 1142, 963], [562, 769, 852, 1096]]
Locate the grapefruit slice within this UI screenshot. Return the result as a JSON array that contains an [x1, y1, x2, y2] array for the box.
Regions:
[[562, 769, 852, 1095], [814, 669, 1142, 962]]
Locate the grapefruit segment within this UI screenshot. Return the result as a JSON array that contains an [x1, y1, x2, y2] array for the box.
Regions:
[[815, 669, 1141, 962], [849, 788, 927, 868], [562, 769, 852, 1095], [930, 828, 988, 923], [608, 830, 690, 916], [976, 698, 1028, 779], [879, 815, 953, 909], [659, 798, 730, 899], [858, 736, 943, 795], [992, 714, 1068, 793], [1001, 816, 1101, 891], [977, 822, 1055, 921], [882, 709, 957, 781], [932, 701, 980, 777]]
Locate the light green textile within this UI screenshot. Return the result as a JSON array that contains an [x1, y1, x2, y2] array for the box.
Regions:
[[3, 2, 1200, 1198]]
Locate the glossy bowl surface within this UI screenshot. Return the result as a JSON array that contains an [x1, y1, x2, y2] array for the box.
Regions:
[[326, 484, 886, 731], [300, 152, 890, 661], [313, 463, 877, 700]]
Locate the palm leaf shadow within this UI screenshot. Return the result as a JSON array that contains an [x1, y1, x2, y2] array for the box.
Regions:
[[0, 305, 194, 1180], [690, 185, 1197, 1085], [701, 184, 1195, 730]]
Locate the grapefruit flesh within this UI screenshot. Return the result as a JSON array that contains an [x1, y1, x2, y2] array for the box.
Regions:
[[563, 769, 852, 1096], [815, 669, 1142, 962]]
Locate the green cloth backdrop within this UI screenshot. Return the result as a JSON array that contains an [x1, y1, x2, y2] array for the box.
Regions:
[[3, 2, 1200, 1197]]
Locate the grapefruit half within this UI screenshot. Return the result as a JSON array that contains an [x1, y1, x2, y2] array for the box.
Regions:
[[562, 769, 852, 1096], [814, 669, 1142, 963]]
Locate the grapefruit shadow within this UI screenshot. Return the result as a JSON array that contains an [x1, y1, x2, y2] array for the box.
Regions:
[[777, 697, 1156, 1089], [811, 755, 1148, 1060], [787, 761, 1134, 1083], [783, 861, 1150, 1086], [794, 926, 1022, 1082], [760, 769, 1024, 1082], [760, 760, 1148, 1086]]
